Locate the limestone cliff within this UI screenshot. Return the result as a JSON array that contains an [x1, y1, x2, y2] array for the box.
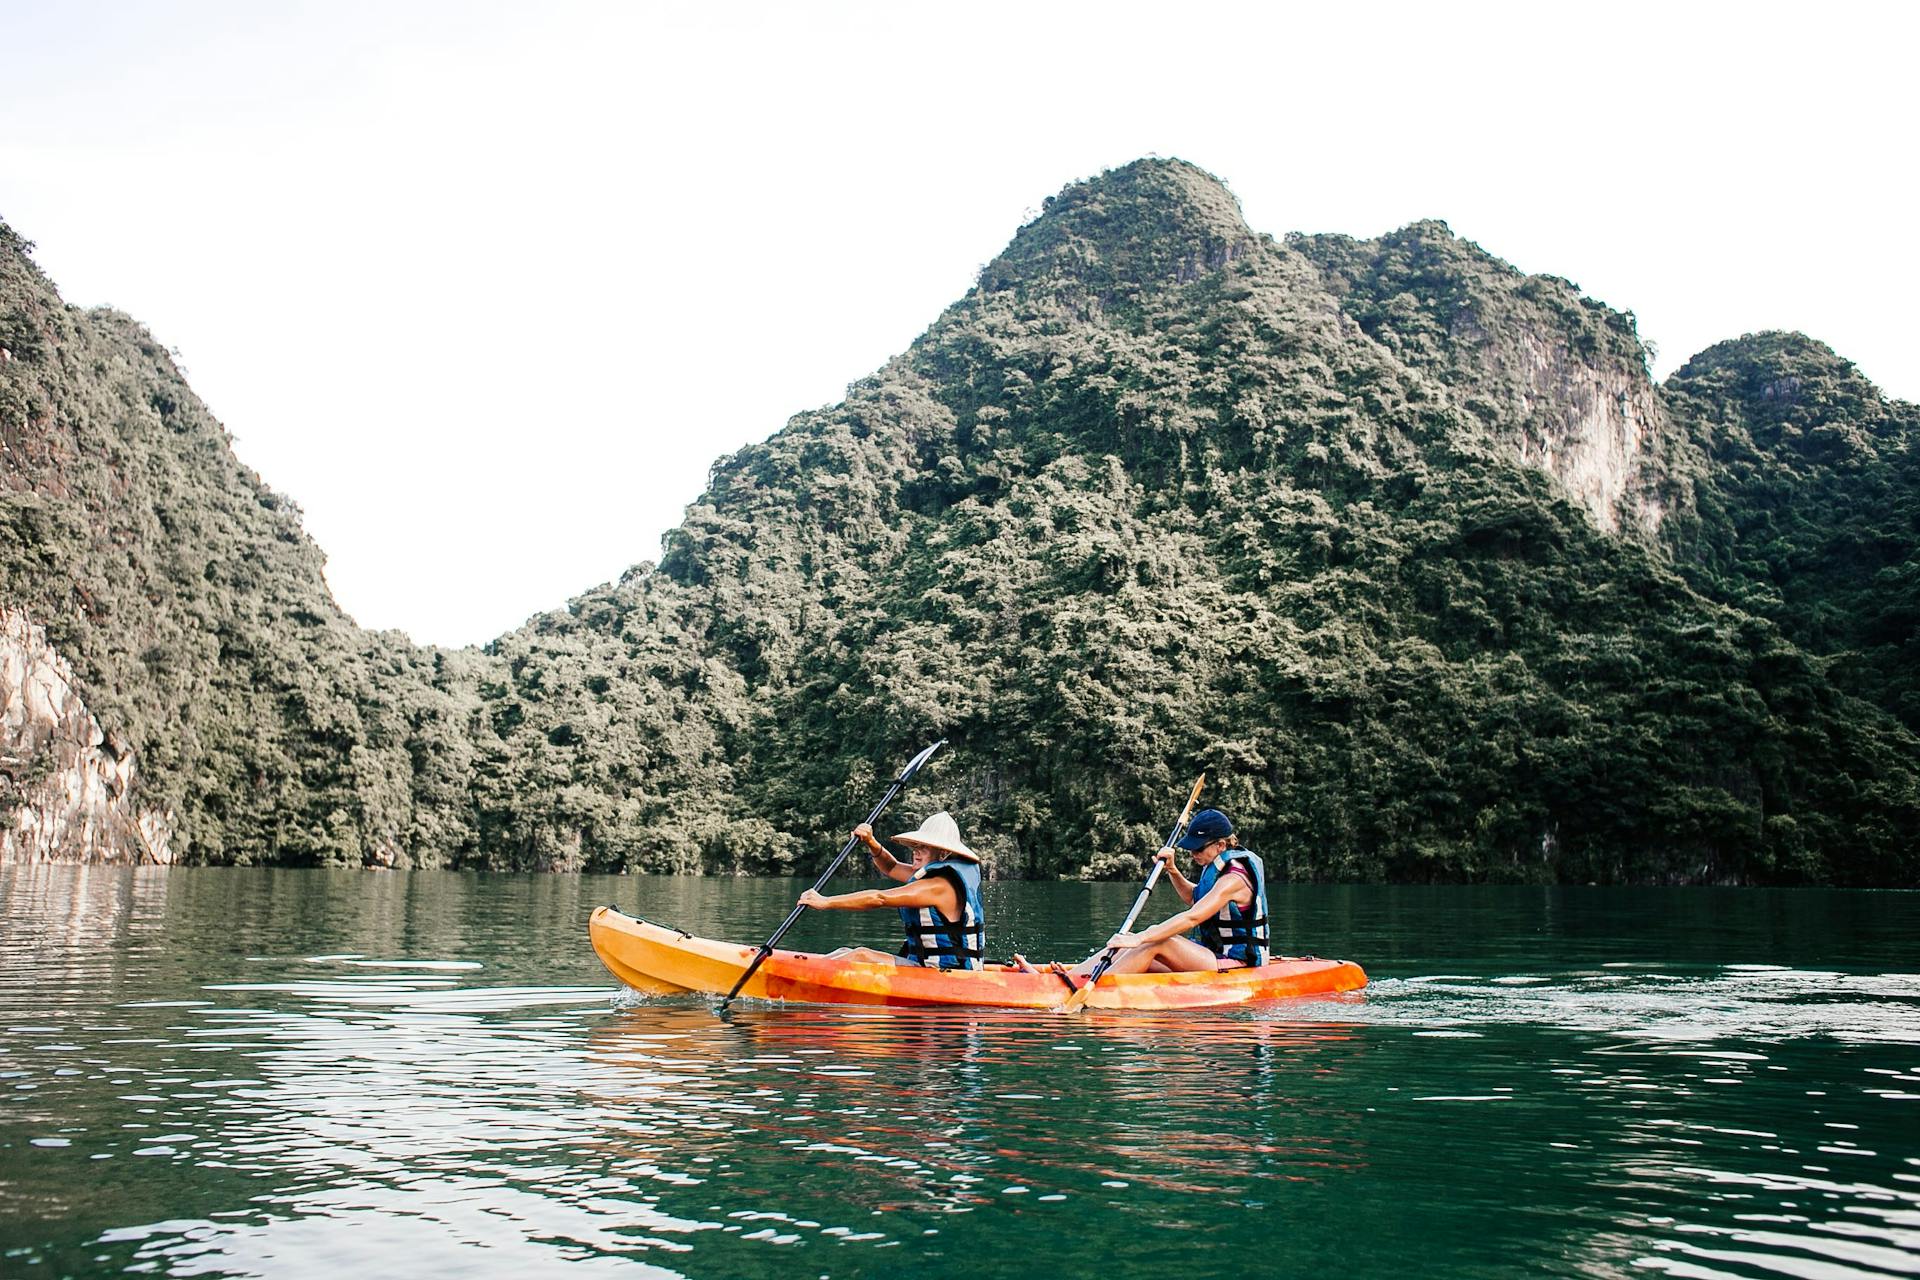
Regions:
[[0, 606, 172, 863], [0, 216, 481, 869], [1457, 314, 1670, 535], [1294, 221, 1684, 536]]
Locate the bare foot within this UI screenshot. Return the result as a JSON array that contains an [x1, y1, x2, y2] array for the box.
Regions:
[[1010, 953, 1041, 974]]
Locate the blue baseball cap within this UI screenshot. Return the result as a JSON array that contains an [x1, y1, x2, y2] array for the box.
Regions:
[[1175, 808, 1234, 851]]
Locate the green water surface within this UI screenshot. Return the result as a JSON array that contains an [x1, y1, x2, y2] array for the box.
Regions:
[[1, 867, 1916, 1279]]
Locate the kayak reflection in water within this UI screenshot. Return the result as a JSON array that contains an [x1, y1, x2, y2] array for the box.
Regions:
[[797, 811, 988, 970], [1071, 808, 1271, 976]]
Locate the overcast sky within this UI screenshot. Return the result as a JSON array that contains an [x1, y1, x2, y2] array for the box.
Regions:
[[3, 1, 1914, 647]]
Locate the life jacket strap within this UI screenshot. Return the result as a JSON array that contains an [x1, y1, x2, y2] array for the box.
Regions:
[[900, 920, 986, 940], [900, 919, 985, 963]]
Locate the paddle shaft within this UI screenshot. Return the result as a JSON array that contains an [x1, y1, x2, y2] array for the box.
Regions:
[[1064, 774, 1206, 1007], [719, 739, 945, 1008], [1111, 858, 1171, 939]]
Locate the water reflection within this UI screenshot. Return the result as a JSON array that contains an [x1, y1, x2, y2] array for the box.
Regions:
[[1627, 1160, 1920, 1278], [1, 867, 1916, 1279], [586, 1006, 1370, 1209]]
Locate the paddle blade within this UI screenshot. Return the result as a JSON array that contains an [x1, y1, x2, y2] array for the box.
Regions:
[[897, 738, 946, 784], [1058, 971, 1095, 1013], [1169, 773, 1205, 844]]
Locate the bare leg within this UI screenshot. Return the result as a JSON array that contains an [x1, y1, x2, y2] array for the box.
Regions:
[[1072, 935, 1219, 977]]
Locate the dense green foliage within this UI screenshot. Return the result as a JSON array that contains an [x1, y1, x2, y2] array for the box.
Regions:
[[0, 219, 488, 865], [1662, 334, 1920, 731], [2, 160, 1915, 882]]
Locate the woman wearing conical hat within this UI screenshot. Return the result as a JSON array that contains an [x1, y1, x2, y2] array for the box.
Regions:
[[798, 811, 988, 971]]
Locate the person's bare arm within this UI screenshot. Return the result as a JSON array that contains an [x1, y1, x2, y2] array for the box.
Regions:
[[1153, 846, 1198, 903], [855, 823, 913, 883], [1105, 873, 1249, 951], [800, 876, 958, 919]]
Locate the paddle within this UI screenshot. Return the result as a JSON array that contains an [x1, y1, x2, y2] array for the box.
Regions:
[[1060, 774, 1206, 1012], [718, 738, 946, 1010]]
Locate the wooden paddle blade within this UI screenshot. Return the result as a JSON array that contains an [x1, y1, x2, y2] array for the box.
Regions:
[[1183, 773, 1206, 816], [1058, 971, 1095, 1012]]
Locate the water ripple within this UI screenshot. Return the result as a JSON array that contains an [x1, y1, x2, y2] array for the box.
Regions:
[[2, 867, 1917, 1279]]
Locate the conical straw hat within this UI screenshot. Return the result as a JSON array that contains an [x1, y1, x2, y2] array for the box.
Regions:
[[891, 811, 977, 861]]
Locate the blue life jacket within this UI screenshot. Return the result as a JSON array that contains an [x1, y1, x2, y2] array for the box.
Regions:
[[1192, 849, 1269, 967], [896, 858, 986, 970]]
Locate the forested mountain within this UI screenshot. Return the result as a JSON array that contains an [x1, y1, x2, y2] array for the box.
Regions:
[[3, 160, 1915, 883], [0, 218, 482, 867]]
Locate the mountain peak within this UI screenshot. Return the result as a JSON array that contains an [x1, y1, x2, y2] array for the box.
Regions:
[[1058, 157, 1250, 227], [1665, 330, 1904, 466], [1672, 331, 1880, 406], [977, 158, 1258, 297]]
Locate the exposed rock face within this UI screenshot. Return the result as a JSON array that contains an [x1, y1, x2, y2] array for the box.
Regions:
[[0, 607, 172, 864], [1294, 221, 1684, 537], [1481, 325, 1669, 535]]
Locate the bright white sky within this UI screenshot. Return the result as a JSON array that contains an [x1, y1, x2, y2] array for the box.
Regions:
[[3, 1, 1914, 647]]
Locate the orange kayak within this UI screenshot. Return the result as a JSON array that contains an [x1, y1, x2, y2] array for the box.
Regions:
[[588, 907, 1367, 1010]]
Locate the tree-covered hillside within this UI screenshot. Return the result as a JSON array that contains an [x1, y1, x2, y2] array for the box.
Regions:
[[0, 219, 487, 865], [3, 160, 1915, 882], [1662, 333, 1920, 733]]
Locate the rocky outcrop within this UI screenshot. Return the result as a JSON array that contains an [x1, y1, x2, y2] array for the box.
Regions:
[[1468, 320, 1671, 535], [0, 607, 172, 864], [1294, 221, 1686, 538]]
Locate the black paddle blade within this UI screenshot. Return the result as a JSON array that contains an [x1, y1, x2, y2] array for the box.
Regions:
[[897, 738, 946, 784]]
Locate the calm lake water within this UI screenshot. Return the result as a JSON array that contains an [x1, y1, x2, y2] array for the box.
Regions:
[[1, 866, 1916, 1279]]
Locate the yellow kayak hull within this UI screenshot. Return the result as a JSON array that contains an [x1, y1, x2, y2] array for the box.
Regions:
[[588, 906, 1366, 1010]]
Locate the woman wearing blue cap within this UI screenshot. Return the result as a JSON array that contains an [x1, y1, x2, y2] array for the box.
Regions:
[[1074, 808, 1271, 975]]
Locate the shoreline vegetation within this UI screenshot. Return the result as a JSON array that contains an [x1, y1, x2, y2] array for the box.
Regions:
[[2, 160, 1915, 884]]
